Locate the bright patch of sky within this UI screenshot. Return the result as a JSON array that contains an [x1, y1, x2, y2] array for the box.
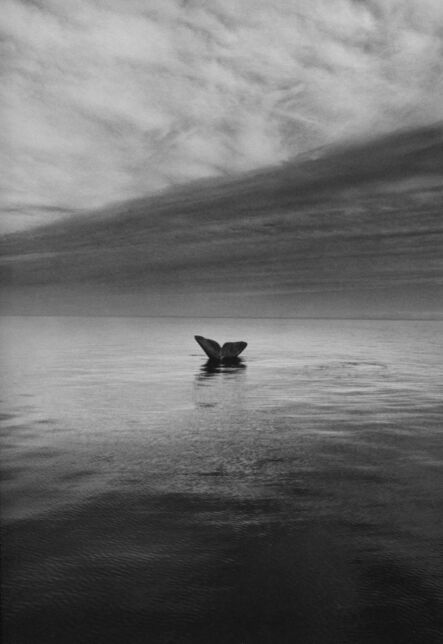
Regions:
[[1, 0, 443, 230]]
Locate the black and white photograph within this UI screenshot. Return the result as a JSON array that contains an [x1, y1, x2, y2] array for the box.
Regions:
[[1, 1, 442, 642]]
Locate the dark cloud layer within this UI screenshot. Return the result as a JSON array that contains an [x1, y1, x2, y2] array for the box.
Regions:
[[1, 125, 442, 318], [2, 0, 443, 232]]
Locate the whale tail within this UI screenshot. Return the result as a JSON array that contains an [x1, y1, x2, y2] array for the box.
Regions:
[[194, 336, 247, 361]]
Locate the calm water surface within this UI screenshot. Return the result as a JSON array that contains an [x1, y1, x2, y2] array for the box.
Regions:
[[1, 316, 442, 643]]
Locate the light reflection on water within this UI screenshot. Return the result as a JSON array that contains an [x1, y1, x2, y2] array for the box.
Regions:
[[1, 316, 442, 643]]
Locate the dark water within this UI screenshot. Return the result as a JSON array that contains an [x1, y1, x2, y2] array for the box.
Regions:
[[1, 316, 442, 643]]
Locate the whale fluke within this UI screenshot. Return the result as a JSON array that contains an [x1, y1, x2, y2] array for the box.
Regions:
[[194, 336, 247, 361], [220, 341, 248, 359]]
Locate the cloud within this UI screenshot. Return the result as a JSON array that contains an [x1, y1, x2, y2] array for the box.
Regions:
[[1, 0, 443, 230], [2, 123, 442, 319]]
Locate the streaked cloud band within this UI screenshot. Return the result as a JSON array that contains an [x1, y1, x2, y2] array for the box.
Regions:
[[2, 0, 443, 231]]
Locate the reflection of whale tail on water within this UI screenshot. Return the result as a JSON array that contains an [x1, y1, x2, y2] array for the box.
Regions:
[[194, 335, 247, 361]]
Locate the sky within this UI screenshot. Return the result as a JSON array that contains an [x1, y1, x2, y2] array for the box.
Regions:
[[1, 123, 442, 318], [2, 0, 443, 232]]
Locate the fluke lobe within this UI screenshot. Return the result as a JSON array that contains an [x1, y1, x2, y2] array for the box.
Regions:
[[194, 336, 247, 361]]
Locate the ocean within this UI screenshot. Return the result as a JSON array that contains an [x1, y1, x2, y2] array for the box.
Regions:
[[1, 316, 442, 643]]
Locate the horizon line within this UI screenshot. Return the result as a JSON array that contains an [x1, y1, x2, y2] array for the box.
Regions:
[[0, 314, 442, 322]]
